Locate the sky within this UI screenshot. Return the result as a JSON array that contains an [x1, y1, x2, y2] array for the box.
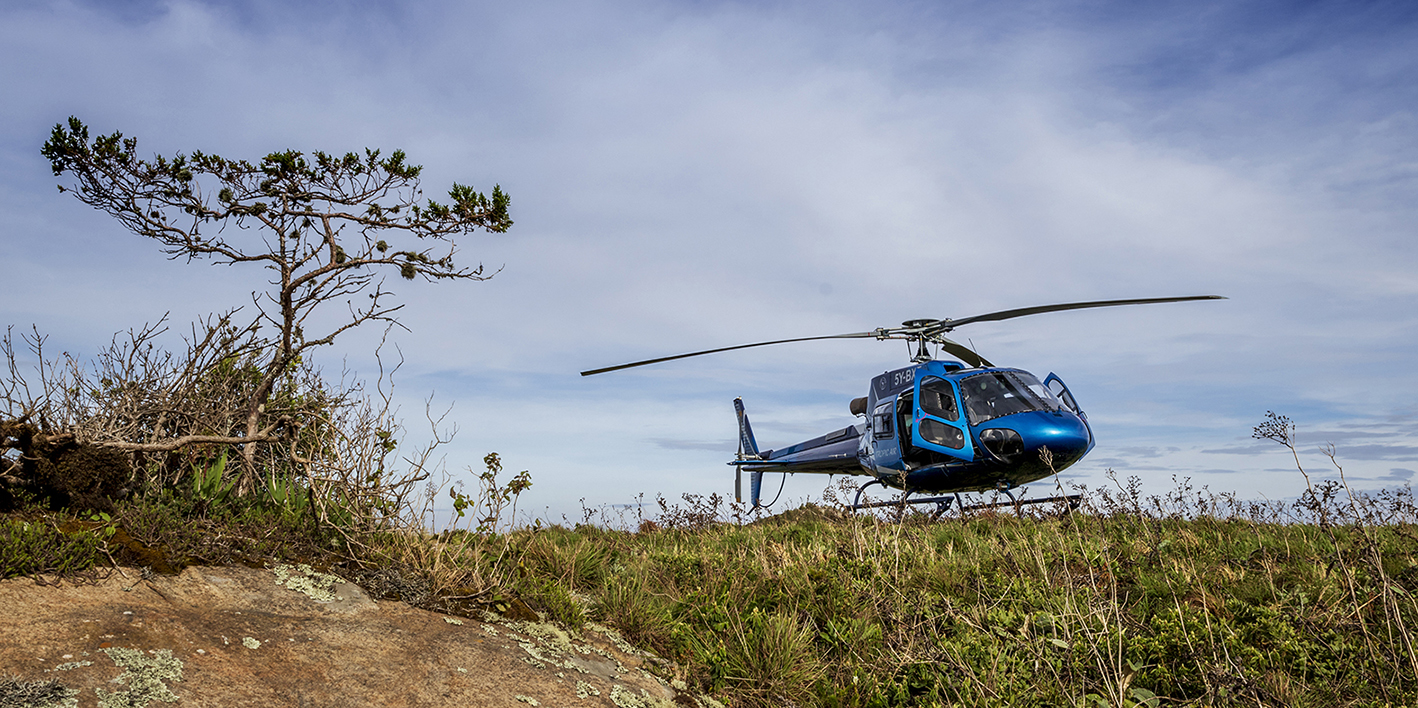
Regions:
[[2, 0, 1416, 525]]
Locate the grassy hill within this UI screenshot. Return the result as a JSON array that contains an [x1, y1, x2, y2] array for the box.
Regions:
[[4, 461, 1416, 707], [499, 478, 1418, 707]]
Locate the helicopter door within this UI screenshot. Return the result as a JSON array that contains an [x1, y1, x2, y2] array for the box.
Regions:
[[1043, 373, 1085, 420], [912, 377, 974, 462]]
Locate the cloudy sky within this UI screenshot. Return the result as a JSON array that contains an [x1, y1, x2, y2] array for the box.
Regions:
[[3, 0, 1415, 523]]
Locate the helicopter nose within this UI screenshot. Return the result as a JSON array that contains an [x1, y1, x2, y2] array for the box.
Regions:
[[1012, 412, 1091, 467], [992, 411, 1089, 471]]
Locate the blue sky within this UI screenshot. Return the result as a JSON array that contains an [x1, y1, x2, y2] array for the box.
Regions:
[[2, 0, 1415, 523]]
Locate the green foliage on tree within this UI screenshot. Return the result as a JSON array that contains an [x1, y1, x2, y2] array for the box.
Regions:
[[39, 117, 512, 489]]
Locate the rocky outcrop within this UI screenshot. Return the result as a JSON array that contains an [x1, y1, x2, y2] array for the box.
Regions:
[[0, 564, 714, 707]]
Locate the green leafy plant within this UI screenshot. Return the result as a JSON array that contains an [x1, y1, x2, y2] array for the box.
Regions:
[[448, 452, 532, 534], [191, 453, 236, 508], [0, 518, 104, 579], [83, 510, 116, 540], [262, 470, 309, 521]]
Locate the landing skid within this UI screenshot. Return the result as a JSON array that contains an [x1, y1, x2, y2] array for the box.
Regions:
[[850, 479, 1081, 519], [955, 494, 1082, 514]]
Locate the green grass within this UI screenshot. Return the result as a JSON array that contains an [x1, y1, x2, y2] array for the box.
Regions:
[[0, 478, 348, 581], [0, 515, 106, 579], [3, 443, 1416, 707], [508, 485, 1418, 707]]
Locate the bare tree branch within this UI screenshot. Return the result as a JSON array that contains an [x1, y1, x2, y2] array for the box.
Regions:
[[38, 117, 511, 492]]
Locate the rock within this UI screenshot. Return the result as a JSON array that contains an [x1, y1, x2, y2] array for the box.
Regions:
[[0, 565, 713, 707]]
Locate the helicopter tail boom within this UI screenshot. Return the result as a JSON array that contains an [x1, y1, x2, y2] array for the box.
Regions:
[[731, 397, 866, 506]]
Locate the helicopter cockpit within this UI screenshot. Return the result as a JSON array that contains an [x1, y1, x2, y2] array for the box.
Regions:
[[959, 370, 1063, 425]]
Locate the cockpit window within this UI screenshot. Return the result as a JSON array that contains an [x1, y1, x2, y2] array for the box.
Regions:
[[1028, 378, 1066, 411], [872, 402, 895, 440], [961, 371, 1061, 425], [918, 377, 959, 422]]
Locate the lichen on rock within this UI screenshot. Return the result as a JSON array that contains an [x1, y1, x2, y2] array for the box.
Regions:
[[586, 623, 640, 656], [271, 563, 345, 602], [609, 684, 676, 708], [95, 647, 182, 707], [509, 620, 575, 654]]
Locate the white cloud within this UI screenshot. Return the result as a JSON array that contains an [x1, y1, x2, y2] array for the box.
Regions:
[[2, 0, 1415, 517]]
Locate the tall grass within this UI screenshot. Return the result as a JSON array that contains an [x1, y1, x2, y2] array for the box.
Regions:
[[499, 415, 1418, 707], [4, 412, 1415, 707]]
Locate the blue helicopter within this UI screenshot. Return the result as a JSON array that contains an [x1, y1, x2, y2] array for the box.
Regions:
[[582, 295, 1224, 516]]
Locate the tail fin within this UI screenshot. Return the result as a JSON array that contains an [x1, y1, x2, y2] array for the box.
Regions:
[[733, 398, 765, 507], [734, 397, 760, 458], [733, 463, 764, 507]]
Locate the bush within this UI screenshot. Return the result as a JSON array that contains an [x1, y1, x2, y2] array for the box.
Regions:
[[0, 518, 105, 579]]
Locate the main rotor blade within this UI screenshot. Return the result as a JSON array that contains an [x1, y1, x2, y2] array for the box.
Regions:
[[935, 295, 1226, 331], [936, 336, 993, 368], [580, 332, 879, 376]]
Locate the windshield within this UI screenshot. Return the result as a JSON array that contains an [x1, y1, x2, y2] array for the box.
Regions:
[[961, 371, 1061, 425]]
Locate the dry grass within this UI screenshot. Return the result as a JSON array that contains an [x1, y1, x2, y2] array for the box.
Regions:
[[499, 418, 1418, 707], [4, 410, 1415, 708]]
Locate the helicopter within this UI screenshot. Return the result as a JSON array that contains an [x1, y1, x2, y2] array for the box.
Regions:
[[581, 295, 1225, 517]]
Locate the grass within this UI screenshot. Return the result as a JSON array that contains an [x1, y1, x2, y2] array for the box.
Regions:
[[0, 514, 106, 580], [2, 414, 1416, 707], [0, 473, 348, 581], [506, 476, 1418, 707], [0, 675, 78, 708]]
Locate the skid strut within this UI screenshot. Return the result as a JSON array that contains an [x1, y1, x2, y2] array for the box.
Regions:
[[851, 489, 1082, 516], [852, 482, 957, 519], [854, 494, 958, 511], [850, 479, 888, 509], [958, 494, 1082, 513]]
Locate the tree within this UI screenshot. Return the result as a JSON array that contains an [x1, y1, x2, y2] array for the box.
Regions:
[[39, 117, 511, 491]]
